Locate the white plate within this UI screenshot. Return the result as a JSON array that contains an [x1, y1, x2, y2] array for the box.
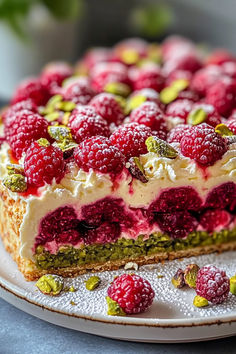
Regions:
[[0, 240, 236, 343]]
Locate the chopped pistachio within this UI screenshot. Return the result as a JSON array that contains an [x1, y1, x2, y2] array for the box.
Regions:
[[56, 101, 76, 112], [106, 296, 126, 316], [120, 49, 139, 65], [193, 295, 209, 308], [85, 276, 101, 291], [187, 108, 207, 126], [125, 95, 146, 114], [6, 164, 24, 176], [114, 95, 126, 112], [55, 140, 78, 152], [157, 274, 164, 279], [45, 112, 60, 122], [147, 43, 162, 63], [124, 262, 139, 271], [48, 125, 72, 142], [3, 174, 27, 193], [215, 123, 234, 137], [230, 275, 236, 295], [171, 79, 189, 91], [70, 301, 77, 306], [171, 268, 185, 289], [35, 274, 64, 296], [184, 264, 200, 289], [128, 157, 148, 183], [160, 87, 178, 104], [145, 136, 178, 159], [37, 138, 50, 147], [62, 112, 71, 125], [104, 82, 130, 97], [64, 285, 76, 293]]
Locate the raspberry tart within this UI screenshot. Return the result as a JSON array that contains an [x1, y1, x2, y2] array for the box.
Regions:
[[0, 36, 235, 281]]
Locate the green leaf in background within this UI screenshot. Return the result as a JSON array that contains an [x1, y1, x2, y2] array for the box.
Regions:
[[130, 3, 173, 38], [42, 0, 83, 20]]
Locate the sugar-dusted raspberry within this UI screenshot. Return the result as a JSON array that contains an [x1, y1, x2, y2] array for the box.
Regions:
[[11, 77, 49, 106], [82, 47, 112, 70], [191, 103, 222, 127], [74, 136, 125, 174], [68, 107, 110, 143], [89, 93, 125, 125], [107, 274, 155, 314], [132, 64, 164, 92], [222, 61, 236, 79], [110, 123, 152, 161], [156, 211, 198, 239], [113, 38, 148, 64], [206, 78, 236, 117], [63, 77, 95, 105], [2, 99, 37, 123], [161, 35, 194, 61], [129, 102, 167, 140], [165, 69, 193, 87], [5, 110, 50, 160], [196, 265, 230, 304], [40, 62, 72, 93], [206, 49, 236, 66], [167, 124, 192, 143], [227, 119, 236, 134], [180, 123, 228, 166], [150, 186, 202, 213], [24, 140, 65, 187], [91, 62, 129, 93], [165, 99, 193, 121], [36, 206, 79, 245], [190, 65, 223, 96], [129, 88, 163, 107], [85, 222, 120, 245], [163, 54, 202, 76], [205, 182, 236, 210], [199, 209, 231, 232]]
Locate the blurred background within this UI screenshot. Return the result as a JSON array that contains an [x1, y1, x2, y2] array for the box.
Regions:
[[0, 0, 235, 100]]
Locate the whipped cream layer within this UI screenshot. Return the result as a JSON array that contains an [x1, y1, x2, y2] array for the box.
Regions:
[[0, 142, 235, 259]]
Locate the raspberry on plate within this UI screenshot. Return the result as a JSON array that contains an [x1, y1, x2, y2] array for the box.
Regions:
[[180, 123, 228, 166], [74, 136, 125, 174], [110, 123, 152, 160], [167, 124, 191, 143], [63, 77, 95, 105], [129, 101, 167, 140], [199, 209, 231, 232], [11, 77, 50, 106], [89, 93, 125, 125], [24, 139, 65, 187], [196, 265, 230, 304], [107, 274, 155, 314], [68, 108, 110, 143], [5, 110, 50, 160]]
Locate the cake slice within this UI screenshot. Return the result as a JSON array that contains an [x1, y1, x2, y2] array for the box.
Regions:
[[0, 36, 235, 281]]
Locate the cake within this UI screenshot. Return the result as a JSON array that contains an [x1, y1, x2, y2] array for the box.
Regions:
[[0, 36, 235, 281]]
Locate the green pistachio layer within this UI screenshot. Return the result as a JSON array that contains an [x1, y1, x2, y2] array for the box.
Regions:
[[34, 228, 236, 270]]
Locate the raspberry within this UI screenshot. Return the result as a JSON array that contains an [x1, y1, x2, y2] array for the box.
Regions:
[[167, 124, 192, 143], [85, 222, 120, 245], [24, 140, 65, 187], [196, 265, 230, 304], [227, 119, 236, 134], [89, 93, 125, 125], [11, 77, 49, 106], [222, 61, 236, 79], [165, 99, 193, 121], [132, 64, 164, 92], [107, 274, 155, 314], [129, 102, 167, 140], [5, 110, 50, 159], [180, 123, 227, 166], [36, 206, 79, 245], [91, 62, 129, 93], [63, 77, 95, 105], [191, 103, 222, 127], [40, 62, 72, 93], [82, 48, 112, 70], [150, 187, 202, 213], [200, 209, 231, 232], [205, 182, 236, 209], [113, 38, 148, 64], [190, 65, 223, 96], [2, 99, 37, 124], [156, 211, 198, 239], [165, 69, 192, 87], [206, 78, 236, 117], [110, 123, 152, 161], [74, 136, 125, 174], [161, 35, 194, 61], [68, 108, 110, 143], [206, 49, 236, 66], [163, 54, 202, 75], [57, 229, 82, 245]]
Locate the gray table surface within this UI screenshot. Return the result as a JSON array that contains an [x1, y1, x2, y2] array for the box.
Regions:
[[0, 298, 235, 354]]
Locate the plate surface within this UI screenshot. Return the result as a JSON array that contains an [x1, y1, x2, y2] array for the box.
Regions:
[[0, 240, 236, 343]]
